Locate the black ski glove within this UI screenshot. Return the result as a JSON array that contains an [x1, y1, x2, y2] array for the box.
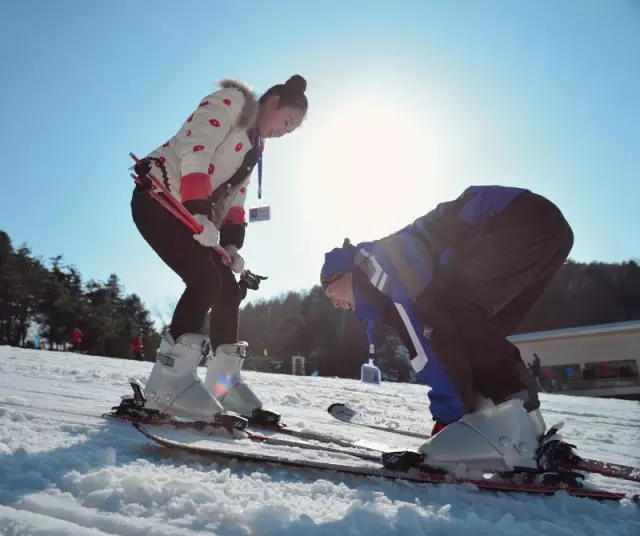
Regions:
[[239, 270, 268, 292], [133, 159, 153, 191]]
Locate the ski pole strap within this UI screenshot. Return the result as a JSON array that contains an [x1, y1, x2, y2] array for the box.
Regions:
[[255, 135, 263, 200], [366, 319, 375, 360]]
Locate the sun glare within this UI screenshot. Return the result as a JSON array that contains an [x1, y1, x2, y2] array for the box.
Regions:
[[297, 90, 449, 243]]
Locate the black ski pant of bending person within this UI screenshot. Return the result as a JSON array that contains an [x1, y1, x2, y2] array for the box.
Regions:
[[416, 192, 574, 418], [131, 188, 241, 348]]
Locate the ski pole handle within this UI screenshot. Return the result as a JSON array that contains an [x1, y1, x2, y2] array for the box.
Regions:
[[130, 153, 203, 233], [130, 174, 202, 233], [129, 153, 242, 273]]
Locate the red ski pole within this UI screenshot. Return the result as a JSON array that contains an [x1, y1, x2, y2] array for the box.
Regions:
[[130, 153, 203, 232], [130, 173, 201, 233], [129, 153, 236, 267]]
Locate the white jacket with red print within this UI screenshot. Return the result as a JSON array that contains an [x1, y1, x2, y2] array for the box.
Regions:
[[142, 79, 259, 229]]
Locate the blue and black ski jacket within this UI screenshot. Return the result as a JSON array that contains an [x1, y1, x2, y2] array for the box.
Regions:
[[350, 185, 527, 423]]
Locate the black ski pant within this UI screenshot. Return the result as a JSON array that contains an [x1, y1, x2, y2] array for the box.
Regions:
[[416, 192, 574, 417], [131, 188, 241, 347]]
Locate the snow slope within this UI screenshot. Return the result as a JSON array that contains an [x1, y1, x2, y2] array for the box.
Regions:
[[0, 346, 638, 536]]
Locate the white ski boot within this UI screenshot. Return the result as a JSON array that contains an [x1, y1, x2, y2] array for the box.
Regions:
[[418, 397, 547, 477], [204, 341, 280, 424], [143, 332, 247, 429]]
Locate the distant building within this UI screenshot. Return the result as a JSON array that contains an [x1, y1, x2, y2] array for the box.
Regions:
[[509, 320, 640, 400]]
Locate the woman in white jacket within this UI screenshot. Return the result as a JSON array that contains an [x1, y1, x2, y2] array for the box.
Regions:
[[131, 75, 308, 428]]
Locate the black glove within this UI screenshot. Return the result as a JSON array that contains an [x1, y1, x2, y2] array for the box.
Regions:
[[133, 159, 153, 191], [239, 270, 268, 292]]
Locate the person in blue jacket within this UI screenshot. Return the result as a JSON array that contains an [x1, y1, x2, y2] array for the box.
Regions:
[[320, 186, 573, 472]]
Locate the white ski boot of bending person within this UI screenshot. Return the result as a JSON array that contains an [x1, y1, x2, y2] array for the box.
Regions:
[[419, 397, 547, 476], [204, 342, 280, 423], [144, 332, 234, 423]]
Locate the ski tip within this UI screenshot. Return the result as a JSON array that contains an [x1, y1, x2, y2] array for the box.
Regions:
[[132, 422, 158, 442], [327, 403, 357, 422]]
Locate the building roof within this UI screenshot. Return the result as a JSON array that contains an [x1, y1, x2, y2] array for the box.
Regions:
[[508, 320, 640, 343]]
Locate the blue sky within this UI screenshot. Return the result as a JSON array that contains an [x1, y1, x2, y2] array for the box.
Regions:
[[1, 0, 638, 325]]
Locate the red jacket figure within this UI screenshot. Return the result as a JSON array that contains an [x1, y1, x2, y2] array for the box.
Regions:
[[72, 328, 83, 352], [131, 335, 144, 361]]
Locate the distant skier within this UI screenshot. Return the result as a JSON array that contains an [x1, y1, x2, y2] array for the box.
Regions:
[[531, 353, 543, 391], [531, 353, 542, 377], [319, 185, 573, 473], [130, 75, 308, 427], [131, 335, 144, 361], [71, 327, 83, 353]]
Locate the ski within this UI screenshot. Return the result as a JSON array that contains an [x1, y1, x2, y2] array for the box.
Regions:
[[245, 432, 381, 461], [109, 380, 382, 454], [247, 420, 388, 452], [327, 403, 640, 484], [327, 403, 429, 439], [104, 410, 383, 462], [108, 385, 640, 486], [133, 423, 639, 503], [569, 458, 640, 484], [105, 409, 385, 456]]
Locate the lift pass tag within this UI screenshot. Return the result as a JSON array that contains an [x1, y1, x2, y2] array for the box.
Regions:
[[249, 205, 271, 222]]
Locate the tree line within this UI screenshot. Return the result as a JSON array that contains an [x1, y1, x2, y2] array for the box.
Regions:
[[0, 230, 160, 359], [3, 229, 640, 379]]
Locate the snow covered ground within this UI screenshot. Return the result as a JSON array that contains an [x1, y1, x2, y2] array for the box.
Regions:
[[0, 346, 638, 536]]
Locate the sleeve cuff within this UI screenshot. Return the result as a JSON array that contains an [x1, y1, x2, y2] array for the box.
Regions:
[[224, 206, 246, 225], [180, 172, 212, 202]]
